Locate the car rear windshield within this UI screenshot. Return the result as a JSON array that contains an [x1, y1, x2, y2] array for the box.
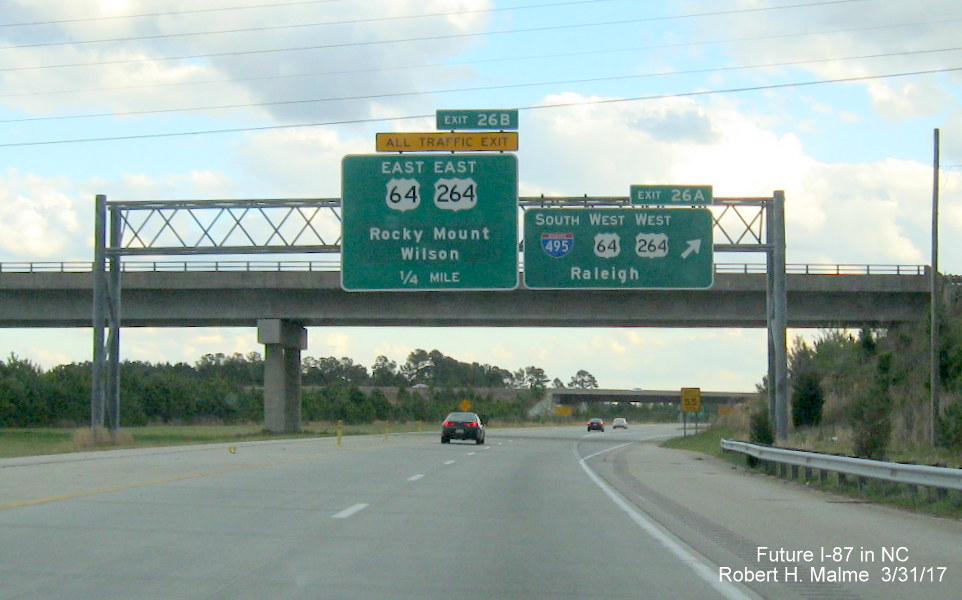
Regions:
[[445, 413, 477, 422]]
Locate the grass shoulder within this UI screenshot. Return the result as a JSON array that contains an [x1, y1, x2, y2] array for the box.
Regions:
[[0, 422, 433, 459], [661, 425, 744, 466]]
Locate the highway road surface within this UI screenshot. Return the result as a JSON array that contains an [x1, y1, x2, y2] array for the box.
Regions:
[[1, 424, 960, 599]]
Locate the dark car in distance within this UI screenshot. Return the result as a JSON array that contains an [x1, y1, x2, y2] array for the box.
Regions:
[[587, 418, 604, 432], [441, 412, 486, 444]]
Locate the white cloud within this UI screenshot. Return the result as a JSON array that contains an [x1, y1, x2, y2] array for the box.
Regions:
[[230, 127, 369, 197], [0, 0, 494, 123], [793, 159, 931, 264], [313, 331, 352, 357], [28, 346, 72, 366], [0, 171, 81, 258], [1, 87, 950, 273], [519, 94, 948, 267], [867, 81, 953, 120]]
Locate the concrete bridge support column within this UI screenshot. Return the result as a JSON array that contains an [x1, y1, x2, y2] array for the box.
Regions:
[[257, 319, 307, 433]]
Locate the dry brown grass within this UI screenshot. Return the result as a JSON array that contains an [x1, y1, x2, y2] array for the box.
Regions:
[[715, 401, 754, 434], [72, 427, 135, 450], [785, 425, 853, 454]]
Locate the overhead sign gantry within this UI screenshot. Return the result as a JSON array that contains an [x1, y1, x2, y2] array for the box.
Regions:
[[89, 107, 788, 442]]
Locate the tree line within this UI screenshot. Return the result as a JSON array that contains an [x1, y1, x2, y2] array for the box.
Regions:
[[0, 349, 600, 428], [754, 302, 962, 457]]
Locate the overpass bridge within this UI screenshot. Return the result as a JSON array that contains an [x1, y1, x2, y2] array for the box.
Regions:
[[0, 193, 939, 438], [0, 261, 932, 328]]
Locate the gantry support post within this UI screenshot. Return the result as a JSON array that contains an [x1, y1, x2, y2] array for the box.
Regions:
[[92, 195, 107, 430], [770, 191, 789, 441], [106, 205, 123, 439]]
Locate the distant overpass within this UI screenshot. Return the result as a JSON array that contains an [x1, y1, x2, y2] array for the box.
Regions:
[[548, 388, 757, 407], [0, 262, 933, 328]]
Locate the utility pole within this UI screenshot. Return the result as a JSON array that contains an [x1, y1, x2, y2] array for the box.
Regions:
[[930, 128, 940, 446]]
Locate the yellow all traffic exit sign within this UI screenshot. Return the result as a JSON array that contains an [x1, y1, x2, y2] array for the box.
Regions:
[[681, 388, 702, 413], [376, 131, 518, 152]]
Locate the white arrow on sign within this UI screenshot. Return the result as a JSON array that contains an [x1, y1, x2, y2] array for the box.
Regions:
[[681, 239, 702, 259]]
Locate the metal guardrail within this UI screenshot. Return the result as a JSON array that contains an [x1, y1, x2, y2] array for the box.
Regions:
[[0, 261, 931, 275], [721, 439, 962, 492]]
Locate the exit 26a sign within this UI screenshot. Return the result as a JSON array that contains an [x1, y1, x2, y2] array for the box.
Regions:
[[631, 185, 712, 206]]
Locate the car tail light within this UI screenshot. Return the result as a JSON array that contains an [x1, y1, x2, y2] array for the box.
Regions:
[[467, 422, 478, 428], [443, 421, 453, 427]]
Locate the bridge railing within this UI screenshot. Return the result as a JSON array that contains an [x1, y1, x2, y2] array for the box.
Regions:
[[716, 263, 929, 275], [721, 439, 962, 492], [0, 261, 931, 275]]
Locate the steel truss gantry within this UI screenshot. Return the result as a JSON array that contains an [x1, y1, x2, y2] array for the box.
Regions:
[[92, 193, 787, 439]]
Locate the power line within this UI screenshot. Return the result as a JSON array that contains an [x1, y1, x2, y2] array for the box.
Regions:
[[0, 0, 613, 50], [1, 65, 955, 148], [0, 0, 349, 29], [0, 0, 869, 73], [5, 46, 960, 125], [0, 11, 955, 102]]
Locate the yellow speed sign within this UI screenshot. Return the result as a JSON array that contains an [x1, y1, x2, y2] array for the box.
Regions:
[[680, 388, 702, 413]]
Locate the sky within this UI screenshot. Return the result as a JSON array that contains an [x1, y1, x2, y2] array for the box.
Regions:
[[2, 0, 962, 392]]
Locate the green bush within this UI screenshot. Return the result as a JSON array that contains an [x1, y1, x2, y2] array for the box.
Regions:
[[791, 370, 824, 428], [850, 354, 893, 459], [937, 402, 962, 448], [851, 394, 892, 459], [750, 409, 774, 445]]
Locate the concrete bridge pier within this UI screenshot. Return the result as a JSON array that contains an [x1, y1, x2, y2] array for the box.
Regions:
[[257, 319, 307, 433]]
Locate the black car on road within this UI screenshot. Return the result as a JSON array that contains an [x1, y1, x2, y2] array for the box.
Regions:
[[587, 418, 604, 432], [441, 412, 486, 444]]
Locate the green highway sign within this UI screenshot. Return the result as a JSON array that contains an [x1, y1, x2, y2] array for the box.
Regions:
[[436, 109, 519, 131], [341, 154, 518, 291], [523, 208, 714, 289], [630, 185, 712, 206]]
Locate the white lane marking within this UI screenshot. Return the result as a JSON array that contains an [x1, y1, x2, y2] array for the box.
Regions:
[[582, 441, 633, 461], [408, 474, 425, 481], [576, 446, 754, 600], [332, 503, 369, 519], [444, 460, 456, 465], [467, 452, 477, 456]]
